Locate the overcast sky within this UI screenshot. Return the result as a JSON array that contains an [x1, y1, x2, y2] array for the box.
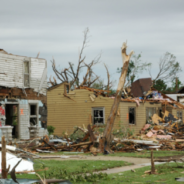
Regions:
[[1, 0, 184, 88]]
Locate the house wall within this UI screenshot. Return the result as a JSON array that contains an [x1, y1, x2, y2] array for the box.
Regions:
[[0, 99, 47, 140], [166, 94, 177, 101], [47, 84, 162, 135], [161, 104, 184, 121], [0, 53, 47, 95], [47, 83, 121, 135], [172, 109, 184, 122], [120, 102, 162, 134], [166, 94, 184, 105], [165, 106, 173, 114]]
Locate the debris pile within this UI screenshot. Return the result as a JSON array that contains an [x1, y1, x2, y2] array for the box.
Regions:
[[6, 108, 184, 156], [141, 111, 182, 140]]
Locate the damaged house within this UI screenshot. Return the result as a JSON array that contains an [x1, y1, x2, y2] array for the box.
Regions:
[[0, 49, 47, 140], [47, 78, 184, 136], [166, 86, 184, 106]]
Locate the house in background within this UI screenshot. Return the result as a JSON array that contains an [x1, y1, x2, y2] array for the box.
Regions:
[[167, 87, 184, 106], [47, 80, 184, 136], [0, 49, 47, 140]]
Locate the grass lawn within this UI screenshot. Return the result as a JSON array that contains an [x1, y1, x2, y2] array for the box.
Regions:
[[38, 150, 184, 158], [102, 150, 184, 158], [84, 162, 184, 184], [14, 161, 184, 183], [15, 159, 131, 180]]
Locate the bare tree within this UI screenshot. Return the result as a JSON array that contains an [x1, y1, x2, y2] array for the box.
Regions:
[[104, 64, 112, 91], [50, 28, 101, 88], [90, 64, 114, 91], [149, 52, 182, 83]]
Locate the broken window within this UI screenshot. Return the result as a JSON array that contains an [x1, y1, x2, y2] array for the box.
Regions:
[[92, 107, 104, 125], [129, 107, 136, 125], [158, 108, 163, 118], [24, 61, 29, 87], [146, 107, 156, 123], [29, 104, 38, 126], [64, 84, 70, 94], [30, 105, 37, 115], [177, 111, 183, 121], [66, 85, 69, 93]]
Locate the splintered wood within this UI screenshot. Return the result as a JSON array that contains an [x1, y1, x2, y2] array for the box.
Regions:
[[1, 136, 10, 179]]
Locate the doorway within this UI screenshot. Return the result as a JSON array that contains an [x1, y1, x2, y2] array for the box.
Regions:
[[5, 104, 18, 138], [129, 107, 136, 125]]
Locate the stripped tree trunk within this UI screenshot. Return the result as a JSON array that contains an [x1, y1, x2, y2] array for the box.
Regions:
[[100, 42, 134, 153], [151, 151, 156, 174], [1, 136, 8, 178]]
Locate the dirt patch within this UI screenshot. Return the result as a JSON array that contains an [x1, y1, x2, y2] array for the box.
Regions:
[[38, 155, 150, 165], [156, 155, 184, 159]]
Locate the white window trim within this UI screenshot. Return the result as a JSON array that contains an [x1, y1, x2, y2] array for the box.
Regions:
[[146, 107, 156, 121], [29, 103, 39, 126], [23, 58, 31, 88], [92, 107, 105, 125]]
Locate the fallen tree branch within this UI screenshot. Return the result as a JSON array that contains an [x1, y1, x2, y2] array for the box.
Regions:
[[154, 158, 184, 163], [71, 141, 92, 147]]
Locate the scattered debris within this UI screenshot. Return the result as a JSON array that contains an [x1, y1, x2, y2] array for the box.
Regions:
[[0, 152, 34, 173], [175, 177, 184, 182], [5, 115, 184, 156]]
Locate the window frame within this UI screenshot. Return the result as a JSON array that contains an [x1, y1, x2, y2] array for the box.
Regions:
[[128, 107, 136, 125], [146, 107, 156, 122], [64, 83, 70, 95], [177, 110, 183, 121], [92, 107, 105, 125], [158, 107, 163, 118], [24, 61, 30, 87], [29, 103, 38, 126]]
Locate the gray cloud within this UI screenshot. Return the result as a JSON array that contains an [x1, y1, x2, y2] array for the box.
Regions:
[[0, 0, 184, 87]]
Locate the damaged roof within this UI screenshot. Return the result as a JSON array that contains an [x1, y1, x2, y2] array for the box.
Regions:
[[48, 77, 184, 109], [0, 49, 8, 54], [131, 78, 152, 97], [177, 86, 184, 94]]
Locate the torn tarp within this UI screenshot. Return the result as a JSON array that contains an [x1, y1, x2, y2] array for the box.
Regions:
[[0, 179, 39, 184], [0, 152, 34, 173], [164, 110, 178, 123]]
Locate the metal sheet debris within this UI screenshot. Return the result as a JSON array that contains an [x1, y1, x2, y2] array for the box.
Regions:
[[0, 152, 34, 173]]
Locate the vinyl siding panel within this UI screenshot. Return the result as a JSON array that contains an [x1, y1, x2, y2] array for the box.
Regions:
[[165, 106, 173, 114], [48, 84, 162, 135], [0, 53, 47, 95], [172, 109, 184, 121], [47, 84, 121, 135], [120, 102, 162, 134], [19, 104, 30, 139]]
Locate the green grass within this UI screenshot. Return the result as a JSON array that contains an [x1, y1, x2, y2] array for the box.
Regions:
[[102, 150, 184, 158], [14, 161, 184, 183], [39, 150, 184, 158], [14, 159, 131, 180], [81, 162, 184, 184]]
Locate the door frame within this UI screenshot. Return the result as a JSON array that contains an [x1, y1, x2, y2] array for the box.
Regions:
[[5, 102, 19, 138]]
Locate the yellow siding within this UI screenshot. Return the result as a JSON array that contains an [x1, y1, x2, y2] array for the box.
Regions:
[[172, 109, 184, 121], [47, 83, 162, 135], [172, 109, 177, 117], [120, 102, 162, 134], [47, 84, 120, 135], [165, 106, 173, 114]]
